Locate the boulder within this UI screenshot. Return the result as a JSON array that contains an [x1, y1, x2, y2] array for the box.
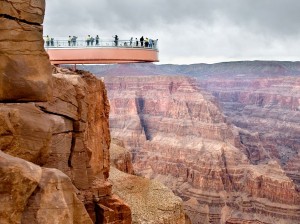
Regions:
[[0, 151, 92, 224]]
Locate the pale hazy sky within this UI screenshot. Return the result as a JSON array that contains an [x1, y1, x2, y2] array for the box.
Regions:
[[43, 0, 300, 64]]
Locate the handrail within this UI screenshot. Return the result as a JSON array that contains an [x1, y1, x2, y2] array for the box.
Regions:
[[44, 38, 159, 50]]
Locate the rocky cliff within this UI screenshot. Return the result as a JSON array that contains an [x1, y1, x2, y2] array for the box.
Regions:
[[105, 75, 300, 224], [0, 67, 132, 223]]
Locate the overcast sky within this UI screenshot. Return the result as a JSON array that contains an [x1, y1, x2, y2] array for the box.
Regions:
[[43, 0, 300, 64]]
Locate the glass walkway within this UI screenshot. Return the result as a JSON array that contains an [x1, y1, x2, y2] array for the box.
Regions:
[[44, 38, 159, 65]]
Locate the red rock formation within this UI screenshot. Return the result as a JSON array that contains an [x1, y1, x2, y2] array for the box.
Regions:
[[0, 0, 52, 101], [40, 69, 132, 223], [105, 75, 300, 224]]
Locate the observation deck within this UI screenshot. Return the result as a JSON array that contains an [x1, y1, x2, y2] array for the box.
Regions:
[[45, 38, 159, 65]]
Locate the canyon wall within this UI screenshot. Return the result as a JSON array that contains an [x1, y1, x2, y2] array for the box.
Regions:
[[198, 75, 300, 188], [105, 75, 300, 224]]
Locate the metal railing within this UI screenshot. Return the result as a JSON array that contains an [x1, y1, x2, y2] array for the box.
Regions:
[[44, 38, 158, 50]]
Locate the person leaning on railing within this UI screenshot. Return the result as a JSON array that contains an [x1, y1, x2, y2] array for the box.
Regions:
[[72, 36, 77, 46], [149, 38, 153, 48], [114, 35, 119, 46], [96, 35, 99, 45], [86, 35, 91, 46], [135, 38, 138, 47], [68, 36, 72, 46], [140, 36, 144, 47], [145, 37, 149, 47], [45, 35, 50, 46], [50, 37, 54, 46], [91, 36, 95, 46]]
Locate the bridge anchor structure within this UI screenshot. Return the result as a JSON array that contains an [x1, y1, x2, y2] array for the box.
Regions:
[[45, 38, 159, 65]]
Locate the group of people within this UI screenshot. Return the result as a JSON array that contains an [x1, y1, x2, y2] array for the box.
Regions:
[[115, 35, 158, 48], [85, 35, 100, 46], [45, 35, 54, 46], [136, 36, 157, 48], [68, 36, 78, 46], [44, 34, 158, 48]]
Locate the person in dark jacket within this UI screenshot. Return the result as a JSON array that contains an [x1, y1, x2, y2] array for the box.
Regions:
[[50, 37, 54, 46], [68, 36, 72, 46], [90, 37, 94, 46], [114, 35, 119, 46], [140, 36, 144, 47], [95, 35, 100, 45], [135, 38, 138, 46]]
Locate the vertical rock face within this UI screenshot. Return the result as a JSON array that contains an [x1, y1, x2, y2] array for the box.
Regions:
[[105, 75, 300, 224], [0, 0, 52, 101], [0, 68, 131, 223]]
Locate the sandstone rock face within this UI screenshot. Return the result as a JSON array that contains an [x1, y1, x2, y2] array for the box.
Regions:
[[0, 0, 52, 101], [0, 68, 131, 223], [0, 151, 92, 224], [41, 69, 130, 223], [105, 75, 300, 224], [0, 0, 45, 24]]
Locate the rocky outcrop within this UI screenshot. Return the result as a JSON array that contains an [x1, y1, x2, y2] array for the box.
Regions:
[[0, 150, 92, 224], [105, 75, 300, 224], [0, 0, 52, 101], [0, 68, 131, 223], [110, 139, 134, 174]]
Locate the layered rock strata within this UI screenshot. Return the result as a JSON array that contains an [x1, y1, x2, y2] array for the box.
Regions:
[[110, 141, 188, 224], [106, 75, 300, 224], [199, 76, 300, 187], [0, 0, 52, 101]]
